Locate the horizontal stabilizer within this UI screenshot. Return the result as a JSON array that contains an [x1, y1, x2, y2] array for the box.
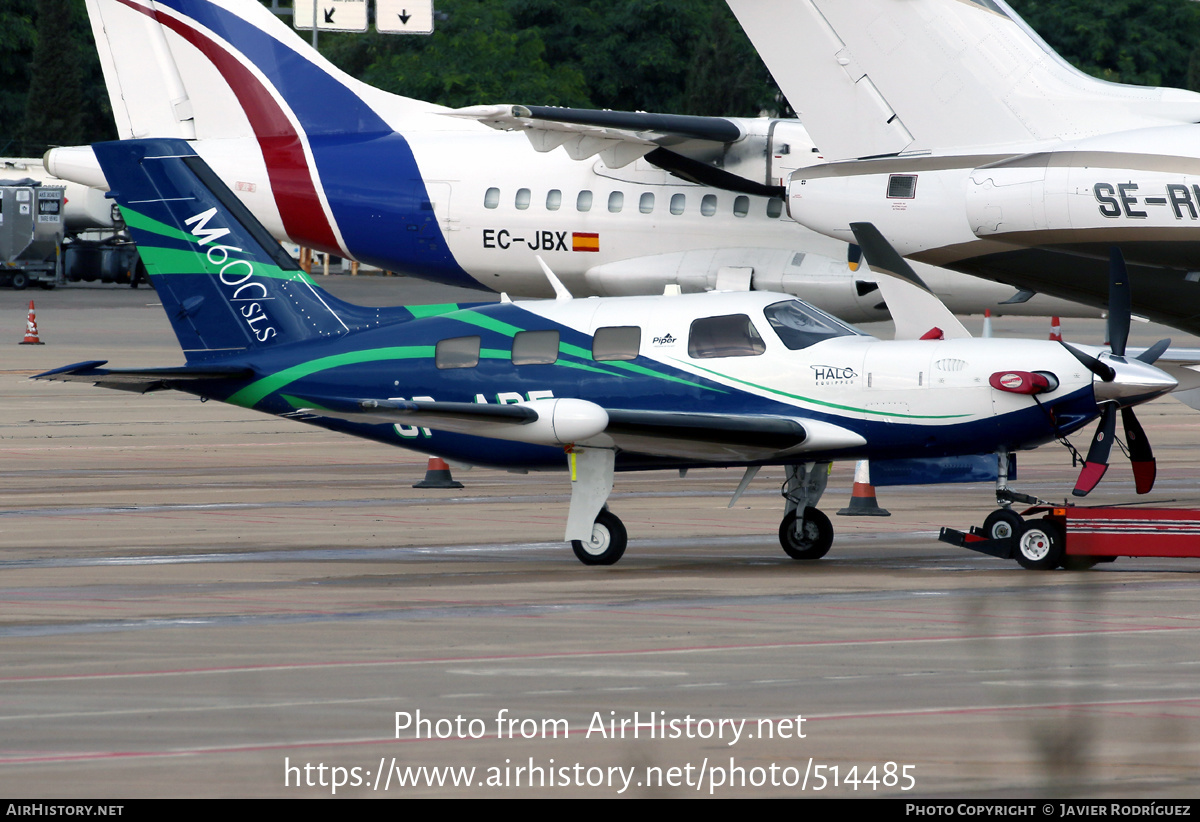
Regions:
[[33, 360, 252, 393]]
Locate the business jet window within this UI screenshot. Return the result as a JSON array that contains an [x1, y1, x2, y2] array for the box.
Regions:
[[670, 193, 686, 215], [546, 189, 562, 211], [515, 188, 531, 210], [701, 194, 717, 217], [688, 314, 766, 359], [592, 326, 641, 361], [767, 198, 784, 218], [764, 300, 861, 350], [484, 187, 500, 209], [577, 191, 593, 212], [608, 191, 624, 213], [512, 330, 560, 365], [639, 192, 655, 214], [435, 335, 481, 369], [733, 196, 749, 217]]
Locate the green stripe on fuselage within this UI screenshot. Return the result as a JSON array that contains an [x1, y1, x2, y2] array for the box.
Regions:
[[228, 346, 436, 408], [680, 360, 971, 420]]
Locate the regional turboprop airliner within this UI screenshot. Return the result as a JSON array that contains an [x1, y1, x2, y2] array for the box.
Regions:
[[728, 0, 1200, 333], [36, 139, 1178, 568], [42, 0, 1095, 322]]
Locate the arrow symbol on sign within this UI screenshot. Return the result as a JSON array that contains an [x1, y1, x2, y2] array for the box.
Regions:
[[399, 9, 411, 24], [324, 7, 335, 23]]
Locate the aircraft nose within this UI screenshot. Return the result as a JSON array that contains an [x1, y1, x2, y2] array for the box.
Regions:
[[1093, 357, 1178, 405]]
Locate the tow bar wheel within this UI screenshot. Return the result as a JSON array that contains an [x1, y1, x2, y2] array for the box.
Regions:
[[1014, 519, 1065, 570]]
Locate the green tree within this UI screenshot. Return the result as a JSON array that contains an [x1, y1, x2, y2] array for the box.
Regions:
[[1009, 0, 1200, 90], [320, 0, 589, 107], [23, 0, 86, 150], [507, 0, 774, 115], [0, 0, 36, 154]]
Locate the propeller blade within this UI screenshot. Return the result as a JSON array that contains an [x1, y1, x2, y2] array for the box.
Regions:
[[1136, 338, 1172, 365], [1108, 247, 1131, 357], [1060, 341, 1116, 382], [1121, 407, 1157, 494], [1073, 405, 1117, 496]]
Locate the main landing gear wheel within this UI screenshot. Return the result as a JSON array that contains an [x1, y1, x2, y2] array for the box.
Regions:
[[982, 508, 1024, 541], [1014, 519, 1065, 570], [571, 509, 627, 566], [779, 507, 833, 560]]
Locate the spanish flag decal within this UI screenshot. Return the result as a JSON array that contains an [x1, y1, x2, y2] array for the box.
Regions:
[[572, 232, 600, 252]]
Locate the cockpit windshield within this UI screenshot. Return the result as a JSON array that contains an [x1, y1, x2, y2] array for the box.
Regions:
[[763, 300, 865, 351]]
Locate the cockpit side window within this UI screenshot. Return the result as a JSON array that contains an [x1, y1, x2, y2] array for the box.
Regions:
[[688, 314, 766, 359], [764, 300, 861, 350]]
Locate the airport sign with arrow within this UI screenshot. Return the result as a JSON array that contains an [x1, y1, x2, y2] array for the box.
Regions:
[[293, 0, 368, 32], [376, 0, 434, 34]]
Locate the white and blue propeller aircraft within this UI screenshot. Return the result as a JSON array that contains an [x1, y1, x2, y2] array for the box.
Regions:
[[42, 0, 1096, 322], [35, 139, 1179, 566], [727, 0, 1200, 334]]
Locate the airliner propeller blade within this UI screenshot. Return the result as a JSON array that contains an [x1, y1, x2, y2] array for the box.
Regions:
[[1074, 405, 1117, 496]]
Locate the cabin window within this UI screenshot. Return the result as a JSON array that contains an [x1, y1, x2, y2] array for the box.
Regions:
[[484, 187, 500, 209], [592, 326, 641, 361], [435, 335, 481, 369], [688, 314, 766, 359], [515, 188, 531, 210], [763, 300, 860, 351], [577, 190, 593, 212], [546, 189, 562, 211], [608, 191, 624, 213], [670, 193, 686, 215], [512, 330, 560, 365], [733, 196, 749, 217], [766, 197, 784, 218], [639, 192, 655, 214], [701, 194, 717, 217]]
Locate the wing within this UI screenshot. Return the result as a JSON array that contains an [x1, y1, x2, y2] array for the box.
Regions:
[[446, 105, 784, 198], [290, 396, 865, 462], [33, 361, 254, 394]]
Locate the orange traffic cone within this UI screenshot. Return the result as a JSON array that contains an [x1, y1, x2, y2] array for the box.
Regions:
[[1049, 316, 1062, 342], [837, 460, 890, 516], [413, 456, 463, 489], [19, 300, 43, 345]]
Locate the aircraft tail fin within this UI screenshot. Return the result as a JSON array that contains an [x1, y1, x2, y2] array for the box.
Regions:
[[92, 138, 411, 361], [728, 0, 1200, 160], [85, 0, 438, 143]]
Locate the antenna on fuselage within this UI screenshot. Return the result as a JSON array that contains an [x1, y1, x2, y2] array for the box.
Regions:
[[536, 255, 573, 302]]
